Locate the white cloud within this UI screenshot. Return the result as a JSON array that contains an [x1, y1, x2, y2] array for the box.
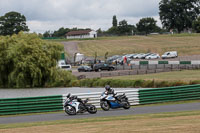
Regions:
[[0, 0, 161, 33]]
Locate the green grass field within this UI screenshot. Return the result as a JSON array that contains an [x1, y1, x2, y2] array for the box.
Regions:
[[76, 33, 200, 57], [103, 70, 200, 83]]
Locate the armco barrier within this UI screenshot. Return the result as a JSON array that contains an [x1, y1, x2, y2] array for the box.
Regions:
[[1, 84, 200, 115], [0, 90, 139, 115], [0, 95, 63, 115], [130, 60, 200, 65], [139, 84, 200, 104]]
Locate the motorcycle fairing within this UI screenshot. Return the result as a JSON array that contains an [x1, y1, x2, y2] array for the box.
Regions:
[[110, 101, 121, 108]]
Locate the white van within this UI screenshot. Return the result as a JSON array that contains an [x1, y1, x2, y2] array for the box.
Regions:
[[161, 51, 178, 59], [58, 60, 72, 71]]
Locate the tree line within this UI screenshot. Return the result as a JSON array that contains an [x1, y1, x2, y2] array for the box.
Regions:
[[0, 0, 199, 37], [97, 16, 162, 36], [43, 27, 92, 38]]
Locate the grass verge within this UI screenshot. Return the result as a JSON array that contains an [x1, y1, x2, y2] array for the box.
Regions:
[[103, 70, 200, 82], [1, 99, 200, 118], [1, 110, 200, 133]]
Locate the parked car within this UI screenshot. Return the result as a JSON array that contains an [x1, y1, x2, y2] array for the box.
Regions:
[[58, 60, 72, 71], [78, 66, 93, 72], [141, 53, 152, 59], [132, 54, 140, 59], [124, 54, 137, 59], [106, 55, 121, 64], [145, 53, 160, 59], [60, 65, 72, 70], [93, 63, 115, 72], [133, 53, 145, 59], [161, 51, 178, 59]]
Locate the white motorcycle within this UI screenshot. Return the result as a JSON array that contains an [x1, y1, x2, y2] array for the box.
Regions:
[[64, 93, 97, 115]]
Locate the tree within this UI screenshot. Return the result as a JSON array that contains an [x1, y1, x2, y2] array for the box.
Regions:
[[118, 20, 133, 35], [112, 15, 118, 27], [0, 36, 14, 87], [107, 26, 118, 35], [94, 52, 97, 64], [96, 28, 103, 36], [0, 32, 65, 88], [0, 11, 29, 36], [43, 31, 52, 37], [104, 52, 108, 61], [193, 17, 200, 33], [52, 27, 70, 37], [136, 17, 159, 35], [159, 0, 200, 33]]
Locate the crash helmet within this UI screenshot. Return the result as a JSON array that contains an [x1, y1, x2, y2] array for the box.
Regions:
[[105, 85, 111, 91]]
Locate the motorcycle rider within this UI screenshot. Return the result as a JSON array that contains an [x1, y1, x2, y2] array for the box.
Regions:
[[105, 85, 114, 95], [68, 93, 85, 106], [104, 85, 120, 102]]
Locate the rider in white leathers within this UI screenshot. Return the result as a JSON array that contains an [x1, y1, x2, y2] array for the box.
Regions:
[[104, 85, 120, 101]]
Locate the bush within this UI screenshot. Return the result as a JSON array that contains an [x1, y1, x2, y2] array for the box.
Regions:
[[48, 69, 76, 87], [77, 78, 199, 88], [71, 80, 80, 87], [189, 80, 200, 85]]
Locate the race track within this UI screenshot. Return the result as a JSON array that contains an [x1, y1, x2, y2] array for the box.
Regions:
[[1, 102, 200, 124]]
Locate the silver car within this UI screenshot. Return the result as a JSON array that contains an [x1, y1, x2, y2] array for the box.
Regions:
[[145, 53, 160, 59]]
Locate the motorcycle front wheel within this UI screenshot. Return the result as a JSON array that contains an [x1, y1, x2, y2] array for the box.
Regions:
[[87, 105, 97, 114], [123, 101, 130, 109], [100, 101, 110, 111], [65, 106, 76, 115]]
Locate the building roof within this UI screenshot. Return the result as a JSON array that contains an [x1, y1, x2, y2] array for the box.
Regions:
[[66, 30, 92, 36]]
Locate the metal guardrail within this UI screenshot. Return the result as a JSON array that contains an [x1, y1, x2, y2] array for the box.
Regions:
[[139, 84, 200, 104], [0, 95, 63, 115], [1, 84, 200, 115]]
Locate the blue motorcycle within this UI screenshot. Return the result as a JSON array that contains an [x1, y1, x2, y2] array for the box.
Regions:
[[100, 92, 130, 111]]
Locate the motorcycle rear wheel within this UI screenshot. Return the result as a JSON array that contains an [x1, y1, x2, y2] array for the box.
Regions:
[[100, 101, 110, 111], [87, 105, 97, 114], [123, 101, 130, 109], [65, 106, 76, 115]]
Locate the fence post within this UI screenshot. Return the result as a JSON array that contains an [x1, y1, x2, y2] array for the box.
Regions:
[[171, 64, 172, 71]]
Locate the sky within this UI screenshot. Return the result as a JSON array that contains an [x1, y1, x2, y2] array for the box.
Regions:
[[0, 0, 161, 33]]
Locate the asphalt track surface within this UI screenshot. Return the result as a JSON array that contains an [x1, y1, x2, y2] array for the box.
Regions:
[[1, 102, 200, 124]]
